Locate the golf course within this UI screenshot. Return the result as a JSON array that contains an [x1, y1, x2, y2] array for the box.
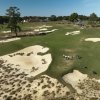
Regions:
[[0, 0, 100, 99], [1, 23, 100, 79]]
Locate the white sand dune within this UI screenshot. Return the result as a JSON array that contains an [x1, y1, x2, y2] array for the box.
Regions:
[[0, 38, 21, 43], [65, 31, 80, 35], [0, 45, 52, 77], [85, 38, 100, 42], [63, 70, 87, 94]]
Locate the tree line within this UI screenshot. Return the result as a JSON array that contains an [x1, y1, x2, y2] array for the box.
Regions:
[[0, 12, 100, 24], [0, 6, 100, 37]]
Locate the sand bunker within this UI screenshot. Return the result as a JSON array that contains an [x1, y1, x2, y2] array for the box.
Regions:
[[33, 25, 58, 34], [34, 28, 58, 34], [85, 38, 100, 42], [0, 45, 69, 100], [63, 70, 100, 99], [34, 28, 48, 32], [1, 30, 11, 33], [63, 70, 87, 94], [40, 28, 48, 31], [65, 31, 80, 35], [0, 69, 69, 100], [0, 38, 21, 43], [38, 25, 53, 28], [0, 45, 52, 77]]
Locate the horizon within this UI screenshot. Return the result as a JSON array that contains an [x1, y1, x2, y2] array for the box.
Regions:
[[0, 0, 100, 17]]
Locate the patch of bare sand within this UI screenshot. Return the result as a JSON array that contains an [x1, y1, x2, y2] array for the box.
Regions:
[[65, 31, 80, 35], [85, 38, 100, 42], [63, 70, 87, 94], [0, 45, 70, 100], [0, 65, 69, 100], [1, 30, 11, 33], [0, 38, 21, 43], [0, 45, 52, 77], [63, 70, 100, 99]]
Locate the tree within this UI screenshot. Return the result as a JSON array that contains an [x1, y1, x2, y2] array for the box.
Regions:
[[6, 6, 21, 36], [78, 15, 89, 21], [69, 13, 78, 22], [89, 13, 98, 21], [89, 13, 98, 26], [49, 15, 57, 21]]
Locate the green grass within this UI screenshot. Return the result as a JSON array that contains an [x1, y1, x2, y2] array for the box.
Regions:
[[0, 22, 100, 81]]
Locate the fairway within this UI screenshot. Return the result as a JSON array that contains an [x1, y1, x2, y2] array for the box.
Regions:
[[0, 23, 100, 81]]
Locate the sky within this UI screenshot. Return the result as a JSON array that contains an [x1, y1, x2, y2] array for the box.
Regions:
[[0, 0, 100, 16]]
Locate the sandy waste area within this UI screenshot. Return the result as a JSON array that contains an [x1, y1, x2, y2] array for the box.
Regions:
[[0, 45, 52, 77], [0, 38, 21, 43], [1, 30, 11, 33], [0, 45, 70, 100], [63, 70, 100, 99], [65, 31, 80, 35], [85, 38, 100, 42]]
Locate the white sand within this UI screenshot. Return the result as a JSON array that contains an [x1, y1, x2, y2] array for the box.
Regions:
[[63, 70, 100, 97], [34, 28, 48, 32], [63, 70, 87, 94], [44, 29, 58, 33], [65, 31, 80, 35], [40, 28, 48, 31], [0, 38, 21, 43], [0, 45, 52, 77], [34, 29, 40, 32], [85, 38, 100, 42], [38, 25, 52, 28], [1, 30, 11, 33], [0, 71, 69, 100], [34, 28, 58, 34], [0, 45, 69, 99], [51, 29, 58, 32]]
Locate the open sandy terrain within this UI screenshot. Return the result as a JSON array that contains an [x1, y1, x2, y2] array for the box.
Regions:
[[38, 25, 53, 28], [34, 25, 58, 33], [0, 38, 21, 43], [65, 31, 80, 35], [0, 45, 70, 100], [63, 70, 87, 94], [63, 70, 100, 99], [1, 30, 11, 33], [0, 45, 52, 77], [0, 63, 69, 100], [85, 38, 100, 42]]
